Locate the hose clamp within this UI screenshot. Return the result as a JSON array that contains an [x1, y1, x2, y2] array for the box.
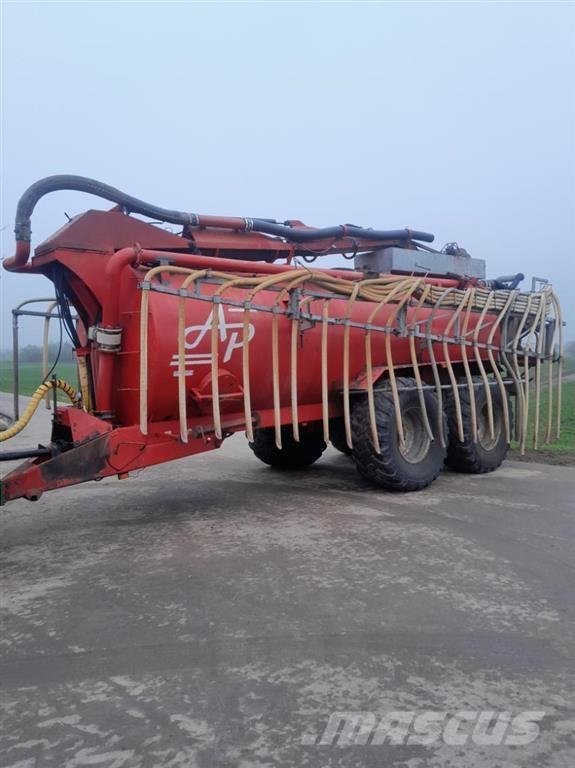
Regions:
[[95, 326, 123, 353]]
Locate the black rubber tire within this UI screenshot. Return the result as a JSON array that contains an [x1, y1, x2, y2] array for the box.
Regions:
[[350, 377, 446, 492], [445, 377, 509, 474], [329, 418, 352, 455], [249, 424, 327, 470]]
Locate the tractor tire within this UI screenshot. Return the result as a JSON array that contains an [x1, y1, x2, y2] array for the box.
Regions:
[[329, 418, 352, 456], [249, 424, 327, 470], [445, 377, 508, 474], [350, 377, 446, 492]]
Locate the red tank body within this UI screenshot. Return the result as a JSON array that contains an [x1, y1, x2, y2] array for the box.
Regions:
[[1, 177, 560, 504], [117, 270, 490, 427]]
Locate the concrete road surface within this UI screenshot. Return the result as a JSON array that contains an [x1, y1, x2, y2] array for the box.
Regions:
[[1, 404, 574, 767]]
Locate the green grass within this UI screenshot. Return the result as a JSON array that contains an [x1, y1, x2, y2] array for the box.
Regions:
[[0, 361, 78, 397], [511, 379, 575, 456]]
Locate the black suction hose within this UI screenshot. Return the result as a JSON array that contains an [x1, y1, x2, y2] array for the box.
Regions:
[[14, 175, 201, 241], [247, 220, 434, 243], [13, 174, 434, 245]]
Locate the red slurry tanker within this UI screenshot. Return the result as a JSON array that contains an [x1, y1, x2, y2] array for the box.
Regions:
[[0, 176, 562, 504]]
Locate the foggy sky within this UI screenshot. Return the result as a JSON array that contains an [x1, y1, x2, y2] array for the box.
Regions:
[[1, 0, 574, 346]]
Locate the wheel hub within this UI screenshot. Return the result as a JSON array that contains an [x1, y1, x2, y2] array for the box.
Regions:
[[399, 407, 431, 464]]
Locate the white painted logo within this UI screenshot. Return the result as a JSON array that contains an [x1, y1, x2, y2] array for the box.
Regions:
[[301, 710, 546, 747], [170, 305, 255, 377]]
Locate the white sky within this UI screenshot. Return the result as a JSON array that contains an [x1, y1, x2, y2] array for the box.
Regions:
[[1, 0, 574, 345]]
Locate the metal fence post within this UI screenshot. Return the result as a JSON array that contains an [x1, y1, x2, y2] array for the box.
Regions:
[[12, 311, 19, 421]]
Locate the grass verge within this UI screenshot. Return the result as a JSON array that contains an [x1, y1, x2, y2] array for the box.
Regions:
[[0, 361, 78, 399], [510, 379, 574, 461]]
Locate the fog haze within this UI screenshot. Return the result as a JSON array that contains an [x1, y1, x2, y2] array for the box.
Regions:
[[1, 1, 574, 345]]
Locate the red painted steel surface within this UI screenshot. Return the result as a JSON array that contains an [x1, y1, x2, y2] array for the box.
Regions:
[[1, 211, 492, 503]]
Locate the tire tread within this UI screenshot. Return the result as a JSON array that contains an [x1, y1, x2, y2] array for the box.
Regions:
[[249, 425, 326, 470], [445, 377, 508, 474], [351, 377, 445, 492]]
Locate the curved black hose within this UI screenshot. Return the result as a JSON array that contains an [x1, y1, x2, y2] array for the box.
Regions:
[[247, 220, 434, 243], [15, 175, 200, 241], [14, 174, 434, 244]]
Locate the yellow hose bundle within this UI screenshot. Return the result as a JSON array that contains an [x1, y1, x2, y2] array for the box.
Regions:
[[138, 266, 562, 455], [0, 379, 79, 443]]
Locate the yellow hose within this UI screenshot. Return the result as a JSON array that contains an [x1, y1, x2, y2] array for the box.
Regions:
[[460, 287, 478, 442], [550, 291, 563, 440], [343, 282, 362, 449], [321, 300, 330, 444], [364, 278, 419, 452], [486, 290, 517, 444], [533, 291, 547, 450], [134, 265, 560, 456], [408, 283, 434, 441], [383, 279, 423, 449], [0, 379, 79, 443], [442, 286, 471, 442], [472, 290, 496, 440]]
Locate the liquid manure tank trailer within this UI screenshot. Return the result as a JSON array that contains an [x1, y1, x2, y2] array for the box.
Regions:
[[0, 176, 563, 504]]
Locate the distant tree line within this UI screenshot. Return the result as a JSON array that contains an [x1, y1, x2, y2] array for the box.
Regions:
[[0, 343, 76, 363]]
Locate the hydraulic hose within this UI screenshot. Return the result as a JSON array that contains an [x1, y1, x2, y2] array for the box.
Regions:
[[0, 379, 79, 443], [4, 175, 434, 270]]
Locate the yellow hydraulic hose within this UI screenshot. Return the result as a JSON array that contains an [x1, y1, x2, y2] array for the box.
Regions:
[[241, 270, 308, 445], [272, 272, 314, 447], [521, 292, 548, 450], [140, 265, 200, 435], [364, 278, 418, 452], [135, 264, 559, 458], [486, 290, 517, 444], [238, 268, 324, 447], [0, 379, 79, 443], [541, 288, 561, 445], [321, 300, 330, 444], [408, 283, 434, 442], [211, 275, 257, 441], [549, 291, 563, 440], [342, 282, 362, 449], [544, 298, 555, 445], [533, 291, 547, 450], [460, 287, 478, 442], [510, 292, 533, 452], [178, 270, 209, 442], [471, 290, 496, 441], [289, 294, 315, 443], [383, 279, 423, 449], [442, 286, 472, 442]]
